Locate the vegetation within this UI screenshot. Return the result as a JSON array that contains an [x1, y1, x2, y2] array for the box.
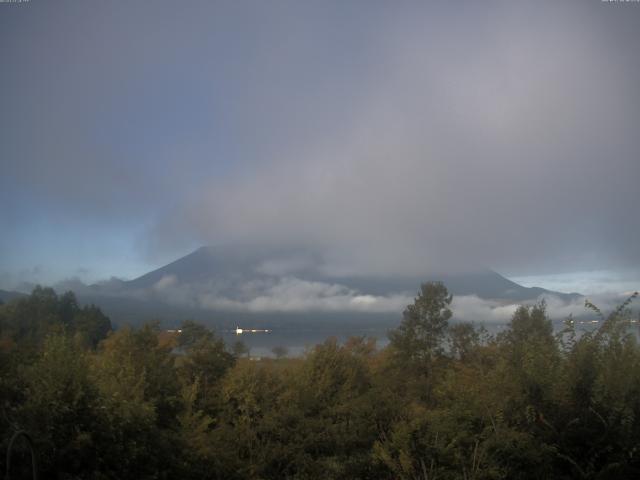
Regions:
[[1, 284, 639, 479]]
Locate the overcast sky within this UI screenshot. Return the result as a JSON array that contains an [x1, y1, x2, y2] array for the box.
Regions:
[[1, 0, 639, 292]]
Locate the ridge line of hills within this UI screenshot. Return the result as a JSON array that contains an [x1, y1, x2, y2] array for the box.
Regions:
[[2, 246, 583, 328]]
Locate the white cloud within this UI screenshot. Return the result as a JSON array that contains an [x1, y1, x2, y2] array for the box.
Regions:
[[125, 273, 639, 321], [451, 292, 640, 325], [193, 277, 412, 314], [451, 296, 519, 324], [511, 270, 640, 296], [153, 274, 178, 291]]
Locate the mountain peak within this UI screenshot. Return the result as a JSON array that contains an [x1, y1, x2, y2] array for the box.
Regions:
[[124, 245, 579, 302]]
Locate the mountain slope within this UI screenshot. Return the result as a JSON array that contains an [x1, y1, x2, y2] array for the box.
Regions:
[[73, 245, 584, 326], [123, 245, 579, 301]]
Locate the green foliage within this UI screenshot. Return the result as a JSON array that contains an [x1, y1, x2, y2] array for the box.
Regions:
[[449, 322, 481, 362], [17, 334, 100, 477], [0, 286, 112, 350], [176, 320, 235, 412], [387, 282, 453, 403], [389, 282, 452, 365], [1, 287, 640, 479], [74, 305, 111, 348]]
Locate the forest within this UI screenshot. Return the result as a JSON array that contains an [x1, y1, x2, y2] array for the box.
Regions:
[[1, 283, 639, 479]]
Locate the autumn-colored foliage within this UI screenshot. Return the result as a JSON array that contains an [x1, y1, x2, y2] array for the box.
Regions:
[[1, 286, 638, 479]]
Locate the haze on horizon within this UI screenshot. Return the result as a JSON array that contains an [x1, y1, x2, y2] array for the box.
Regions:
[[1, 0, 639, 296]]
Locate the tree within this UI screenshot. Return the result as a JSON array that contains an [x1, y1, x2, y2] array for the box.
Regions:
[[448, 322, 480, 362], [504, 302, 554, 348], [233, 340, 250, 358], [500, 303, 559, 406], [294, 338, 377, 478], [91, 323, 184, 477], [73, 304, 112, 348], [0, 288, 111, 350], [177, 319, 214, 349], [18, 334, 99, 477], [99, 323, 182, 428], [271, 345, 288, 359], [176, 320, 235, 411], [389, 282, 452, 365]]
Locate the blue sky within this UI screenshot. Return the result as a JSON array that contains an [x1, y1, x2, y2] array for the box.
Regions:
[[1, 0, 639, 294]]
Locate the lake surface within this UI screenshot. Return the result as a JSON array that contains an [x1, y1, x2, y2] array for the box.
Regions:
[[219, 319, 613, 358], [220, 322, 514, 358], [221, 325, 392, 358]]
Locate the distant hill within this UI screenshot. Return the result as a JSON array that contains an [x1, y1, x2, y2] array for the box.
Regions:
[[0, 245, 581, 328], [124, 245, 580, 302], [70, 245, 581, 327]]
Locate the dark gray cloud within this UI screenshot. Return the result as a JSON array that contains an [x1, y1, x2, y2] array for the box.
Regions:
[[1, 1, 639, 286]]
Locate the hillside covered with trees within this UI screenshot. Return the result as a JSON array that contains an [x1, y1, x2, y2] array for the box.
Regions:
[[1, 284, 639, 479]]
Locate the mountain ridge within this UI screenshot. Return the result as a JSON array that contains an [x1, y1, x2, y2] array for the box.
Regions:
[[122, 245, 581, 302], [2, 247, 582, 328]]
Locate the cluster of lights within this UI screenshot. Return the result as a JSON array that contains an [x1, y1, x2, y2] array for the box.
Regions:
[[235, 327, 271, 335]]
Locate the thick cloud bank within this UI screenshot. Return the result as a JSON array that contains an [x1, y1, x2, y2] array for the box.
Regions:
[[452, 292, 638, 325], [1, 1, 639, 286], [144, 2, 640, 277], [68, 272, 634, 324], [149, 275, 412, 314]]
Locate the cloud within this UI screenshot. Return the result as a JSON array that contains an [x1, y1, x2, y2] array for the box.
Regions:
[[110, 265, 638, 320], [451, 296, 520, 324], [2, 2, 639, 284], [512, 270, 640, 296], [143, 2, 640, 277], [153, 274, 178, 291], [122, 284, 638, 325], [46, 271, 638, 323], [255, 255, 318, 276], [139, 276, 412, 314], [452, 291, 640, 326]]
